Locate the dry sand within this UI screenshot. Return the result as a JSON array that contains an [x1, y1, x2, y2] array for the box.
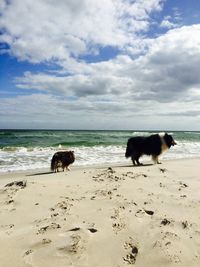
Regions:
[[0, 158, 199, 267]]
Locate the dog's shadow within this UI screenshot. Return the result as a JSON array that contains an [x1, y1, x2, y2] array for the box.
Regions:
[[26, 171, 54, 177], [26, 163, 154, 176], [116, 163, 154, 168]]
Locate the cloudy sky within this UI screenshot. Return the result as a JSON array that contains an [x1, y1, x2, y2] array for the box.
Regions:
[[0, 0, 200, 130]]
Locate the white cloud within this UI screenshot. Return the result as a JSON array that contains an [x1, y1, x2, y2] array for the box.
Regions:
[[160, 14, 180, 29], [0, 0, 164, 63], [6, 24, 198, 130], [0, 91, 199, 130], [15, 25, 200, 103], [0, 1, 200, 130], [160, 18, 177, 29], [15, 70, 134, 99]]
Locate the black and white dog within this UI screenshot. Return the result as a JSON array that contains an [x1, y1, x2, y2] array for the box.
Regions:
[[125, 133, 176, 165]]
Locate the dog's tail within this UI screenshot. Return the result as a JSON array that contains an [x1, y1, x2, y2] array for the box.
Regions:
[[125, 139, 131, 158], [50, 154, 56, 172]]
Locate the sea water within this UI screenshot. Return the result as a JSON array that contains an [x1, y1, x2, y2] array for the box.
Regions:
[[0, 130, 199, 172]]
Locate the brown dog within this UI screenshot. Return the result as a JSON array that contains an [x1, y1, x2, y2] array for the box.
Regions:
[[51, 151, 75, 172]]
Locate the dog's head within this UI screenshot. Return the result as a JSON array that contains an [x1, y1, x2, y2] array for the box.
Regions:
[[64, 150, 74, 155], [66, 151, 75, 162], [68, 151, 74, 156], [164, 133, 177, 148]]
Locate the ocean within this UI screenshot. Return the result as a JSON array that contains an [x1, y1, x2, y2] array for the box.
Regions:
[[0, 130, 199, 173]]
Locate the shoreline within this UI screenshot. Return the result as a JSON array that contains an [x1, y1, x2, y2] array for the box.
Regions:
[[0, 157, 200, 266], [0, 156, 199, 178]]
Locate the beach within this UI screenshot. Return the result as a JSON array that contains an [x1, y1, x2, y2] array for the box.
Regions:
[[0, 158, 199, 267], [1, 130, 200, 173]]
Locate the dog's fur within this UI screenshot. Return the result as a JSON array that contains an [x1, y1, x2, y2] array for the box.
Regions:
[[51, 151, 75, 172], [125, 133, 176, 165]]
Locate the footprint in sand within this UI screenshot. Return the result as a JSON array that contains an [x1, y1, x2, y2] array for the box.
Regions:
[[56, 230, 90, 266], [123, 237, 139, 265], [178, 182, 189, 191], [29, 238, 52, 250], [160, 168, 167, 173], [93, 169, 123, 183], [35, 199, 74, 226], [55, 200, 73, 212], [68, 227, 98, 233], [23, 249, 34, 267], [24, 230, 89, 267], [5, 180, 27, 189], [112, 222, 126, 234], [0, 224, 15, 235], [94, 189, 113, 200], [69, 227, 81, 232], [135, 209, 154, 218], [161, 218, 171, 226], [88, 228, 98, 233], [111, 207, 126, 234], [182, 221, 189, 229], [57, 234, 82, 254], [37, 222, 61, 234], [154, 231, 182, 264], [22, 238, 51, 265], [1, 180, 27, 211]]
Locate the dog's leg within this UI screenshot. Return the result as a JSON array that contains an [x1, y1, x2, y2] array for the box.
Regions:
[[56, 166, 59, 172], [131, 156, 136, 166], [152, 155, 161, 164], [136, 158, 143, 165], [55, 162, 58, 172], [67, 166, 71, 171], [135, 153, 143, 165], [61, 162, 64, 172]]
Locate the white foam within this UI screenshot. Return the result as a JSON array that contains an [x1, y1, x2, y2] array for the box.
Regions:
[[0, 141, 200, 173]]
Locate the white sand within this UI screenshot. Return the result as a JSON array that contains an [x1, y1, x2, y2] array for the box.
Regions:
[[0, 158, 199, 267]]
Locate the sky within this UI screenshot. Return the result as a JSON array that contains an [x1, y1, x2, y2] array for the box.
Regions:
[[0, 0, 200, 130]]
